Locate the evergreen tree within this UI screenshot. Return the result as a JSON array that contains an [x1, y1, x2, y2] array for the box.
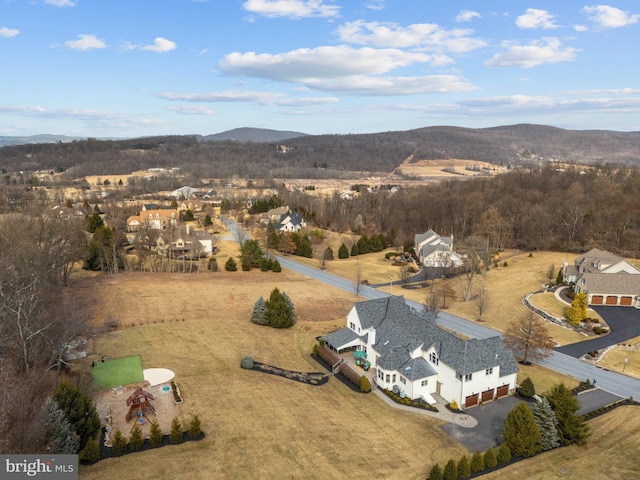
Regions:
[[170, 417, 183, 444], [149, 421, 163, 447], [555, 269, 564, 284], [457, 455, 471, 478], [338, 243, 350, 259], [264, 288, 295, 328], [188, 415, 202, 438], [532, 397, 560, 451], [224, 257, 237, 271], [204, 214, 213, 226], [43, 398, 80, 454], [240, 238, 265, 268], [356, 235, 370, 254], [503, 401, 541, 457], [545, 383, 590, 446], [208, 257, 218, 271], [470, 451, 485, 473], [271, 259, 282, 272], [351, 243, 359, 257], [52, 382, 100, 451], [241, 256, 251, 271], [251, 297, 267, 325], [79, 438, 100, 463], [282, 292, 296, 323], [359, 376, 371, 393], [111, 430, 127, 456], [293, 232, 313, 258], [85, 212, 104, 234], [484, 447, 497, 468], [566, 292, 588, 325], [442, 459, 457, 480], [427, 464, 443, 480], [518, 377, 536, 398], [497, 444, 511, 463], [128, 425, 144, 450]]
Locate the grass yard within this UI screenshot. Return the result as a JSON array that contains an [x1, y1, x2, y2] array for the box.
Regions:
[[73, 271, 467, 480], [91, 355, 144, 390], [483, 406, 640, 480], [598, 337, 640, 378]]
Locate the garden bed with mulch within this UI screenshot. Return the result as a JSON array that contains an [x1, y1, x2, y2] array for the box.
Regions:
[[248, 361, 330, 386]]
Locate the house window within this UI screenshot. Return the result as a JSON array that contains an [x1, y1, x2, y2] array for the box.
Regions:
[[400, 376, 406, 385], [156, 213, 160, 219], [421, 379, 428, 387], [456, 372, 462, 381], [386, 374, 390, 382], [349, 322, 356, 330], [486, 368, 493, 375], [465, 373, 473, 381], [429, 352, 439, 365], [392, 374, 396, 383], [378, 370, 384, 380]]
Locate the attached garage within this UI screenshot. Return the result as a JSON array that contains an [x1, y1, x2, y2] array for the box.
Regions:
[[620, 296, 633, 306], [481, 389, 494, 403], [591, 295, 603, 305], [606, 296, 618, 305], [496, 384, 509, 398], [465, 393, 479, 408]]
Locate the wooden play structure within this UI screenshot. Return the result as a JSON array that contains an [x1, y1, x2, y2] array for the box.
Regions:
[[125, 387, 156, 423]]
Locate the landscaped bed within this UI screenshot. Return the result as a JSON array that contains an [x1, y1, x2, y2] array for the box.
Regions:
[[241, 358, 330, 386]]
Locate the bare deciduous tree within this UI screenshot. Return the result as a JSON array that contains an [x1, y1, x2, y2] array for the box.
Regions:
[[474, 285, 490, 321], [398, 265, 412, 284], [503, 310, 555, 364]]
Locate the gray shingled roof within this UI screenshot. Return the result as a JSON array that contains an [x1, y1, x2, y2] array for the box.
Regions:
[[582, 272, 640, 296], [358, 297, 518, 377], [400, 357, 437, 381], [325, 327, 359, 349]]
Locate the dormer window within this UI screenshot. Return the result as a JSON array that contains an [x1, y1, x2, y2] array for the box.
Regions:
[[429, 352, 439, 365]]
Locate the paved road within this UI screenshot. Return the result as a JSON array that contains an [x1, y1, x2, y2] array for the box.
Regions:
[[556, 306, 640, 358], [225, 219, 640, 401]]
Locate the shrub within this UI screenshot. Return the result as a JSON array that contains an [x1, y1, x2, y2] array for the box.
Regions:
[[385, 251, 396, 260], [470, 451, 484, 473], [457, 455, 471, 479], [427, 463, 443, 480], [517, 377, 536, 398], [128, 425, 144, 450], [338, 243, 349, 259], [593, 326, 604, 335], [260, 259, 270, 271], [503, 261, 508, 267], [241, 356, 254, 369], [208, 257, 218, 271], [449, 399, 459, 411], [484, 447, 497, 468], [224, 257, 237, 271], [312, 344, 319, 357], [149, 421, 163, 447], [111, 430, 127, 456], [241, 257, 251, 271], [359, 376, 371, 393], [171, 381, 182, 403], [170, 417, 183, 444], [52, 382, 101, 452], [497, 443, 511, 463], [442, 459, 457, 480], [79, 438, 100, 463], [188, 415, 202, 438], [271, 260, 282, 272]]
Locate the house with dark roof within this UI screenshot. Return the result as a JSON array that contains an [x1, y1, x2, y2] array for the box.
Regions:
[[325, 297, 518, 409], [565, 248, 640, 307], [414, 229, 463, 268], [276, 211, 306, 232]]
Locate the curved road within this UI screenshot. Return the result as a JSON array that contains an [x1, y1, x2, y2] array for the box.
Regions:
[[227, 219, 640, 401]]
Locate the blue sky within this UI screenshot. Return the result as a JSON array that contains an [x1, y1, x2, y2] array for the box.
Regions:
[[1, 0, 639, 137]]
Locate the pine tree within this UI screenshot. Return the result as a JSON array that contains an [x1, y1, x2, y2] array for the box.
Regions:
[[79, 438, 100, 463], [503, 401, 541, 457], [566, 292, 588, 325], [484, 447, 497, 468], [545, 383, 590, 446], [470, 451, 485, 473], [359, 376, 371, 393], [188, 415, 202, 438], [52, 382, 101, 451], [282, 292, 296, 323], [43, 398, 80, 454], [457, 455, 471, 478], [497, 444, 511, 463], [532, 397, 560, 451], [338, 243, 349, 259], [264, 288, 295, 328], [170, 417, 183, 444], [271, 259, 282, 272], [128, 425, 144, 450], [351, 243, 359, 257], [111, 430, 127, 456], [518, 377, 536, 398], [556, 269, 564, 284], [251, 296, 267, 325], [224, 257, 237, 271], [442, 459, 457, 480], [149, 421, 163, 447], [427, 463, 443, 480]]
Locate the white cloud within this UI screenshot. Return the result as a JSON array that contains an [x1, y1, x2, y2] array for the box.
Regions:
[[573, 24, 589, 32], [141, 37, 177, 53], [456, 10, 480, 23], [242, 0, 340, 19], [0, 27, 19, 38], [167, 105, 214, 115], [366, 0, 384, 10], [159, 90, 339, 106], [220, 46, 435, 80], [44, 0, 75, 6], [336, 21, 486, 53], [516, 8, 558, 29], [485, 37, 578, 68], [301, 74, 478, 95], [63, 34, 106, 50], [583, 5, 639, 28]]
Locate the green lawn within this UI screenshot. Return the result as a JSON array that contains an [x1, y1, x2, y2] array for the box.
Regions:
[[91, 355, 144, 390]]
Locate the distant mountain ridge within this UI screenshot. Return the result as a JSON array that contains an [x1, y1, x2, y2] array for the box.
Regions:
[[0, 134, 86, 147], [203, 127, 309, 143]]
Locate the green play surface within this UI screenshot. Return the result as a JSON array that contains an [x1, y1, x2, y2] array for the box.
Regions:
[[92, 355, 144, 390]]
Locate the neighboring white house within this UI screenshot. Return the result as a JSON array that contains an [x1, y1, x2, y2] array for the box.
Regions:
[[325, 296, 518, 409], [565, 248, 640, 307], [414, 230, 463, 268], [276, 211, 306, 232]]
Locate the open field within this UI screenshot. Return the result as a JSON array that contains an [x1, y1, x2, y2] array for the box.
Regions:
[[395, 157, 507, 179], [598, 337, 640, 378], [74, 272, 467, 480], [483, 406, 640, 480]]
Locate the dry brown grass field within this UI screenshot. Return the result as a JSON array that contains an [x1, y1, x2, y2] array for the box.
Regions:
[[74, 271, 467, 480], [598, 336, 640, 378], [395, 158, 507, 179]]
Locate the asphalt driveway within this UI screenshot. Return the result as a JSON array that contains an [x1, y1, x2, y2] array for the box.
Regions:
[[555, 306, 640, 358]]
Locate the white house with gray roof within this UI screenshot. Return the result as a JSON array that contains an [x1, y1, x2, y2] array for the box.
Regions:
[[414, 229, 463, 269], [325, 297, 518, 409]]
